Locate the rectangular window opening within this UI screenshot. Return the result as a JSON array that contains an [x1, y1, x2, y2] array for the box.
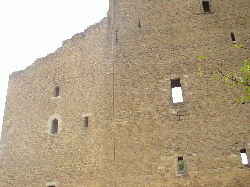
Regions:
[[171, 78, 183, 103], [240, 149, 249, 165], [46, 182, 56, 187], [231, 32, 236, 42], [202, 1, 210, 12], [51, 119, 58, 134], [55, 86, 60, 97], [178, 157, 185, 173], [138, 20, 141, 28], [85, 116, 89, 127], [115, 30, 118, 43]]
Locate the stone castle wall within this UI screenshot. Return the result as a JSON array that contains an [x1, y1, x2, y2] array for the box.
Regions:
[[0, 17, 115, 186], [0, 0, 249, 186]]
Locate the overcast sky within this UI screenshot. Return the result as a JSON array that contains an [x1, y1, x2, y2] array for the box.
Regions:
[[0, 0, 109, 138]]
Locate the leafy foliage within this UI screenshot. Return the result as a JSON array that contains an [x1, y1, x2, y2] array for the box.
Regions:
[[178, 160, 184, 172], [198, 44, 249, 106]]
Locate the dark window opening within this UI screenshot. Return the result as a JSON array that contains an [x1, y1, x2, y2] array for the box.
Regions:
[[240, 149, 248, 165], [178, 157, 185, 173], [85, 116, 89, 127], [51, 119, 58, 134], [115, 31, 118, 43], [171, 78, 181, 88], [171, 78, 183, 103], [241, 149, 247, 153], [231, 32, 236, 42], [55, 86, 60, 97], [48, 186, 55, 187], [138, 20, 141, 28], [202, 1, 210, 12]]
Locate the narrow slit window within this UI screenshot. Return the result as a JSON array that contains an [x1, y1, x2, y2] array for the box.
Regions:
[[240, 149, 249, 165], [115, 31, 118, 43], [171, 78, 183, 103], [55, 86, 60, 97], [51, 119, 58, 134], [231, 32, 236, 42], [178, 157, 185, 173], [138, 20, 141, 28], [46, 182, 56, 187], [202, 1, 210, 12], [85, 116, 89, 127]]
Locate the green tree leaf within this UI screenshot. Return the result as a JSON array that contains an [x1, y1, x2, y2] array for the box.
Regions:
[[200, 55, 206, 60], [198, 67, 203, 76]]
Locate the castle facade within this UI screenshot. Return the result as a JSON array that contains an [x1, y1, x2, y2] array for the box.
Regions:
[[0, 0, 249, 186]]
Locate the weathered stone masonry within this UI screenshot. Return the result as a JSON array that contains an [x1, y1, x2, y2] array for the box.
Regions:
[[0, 0, 249, 186]]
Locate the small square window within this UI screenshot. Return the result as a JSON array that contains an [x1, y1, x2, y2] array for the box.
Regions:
[[202, 1, 210, 12], [240, 149, 249, 165]]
